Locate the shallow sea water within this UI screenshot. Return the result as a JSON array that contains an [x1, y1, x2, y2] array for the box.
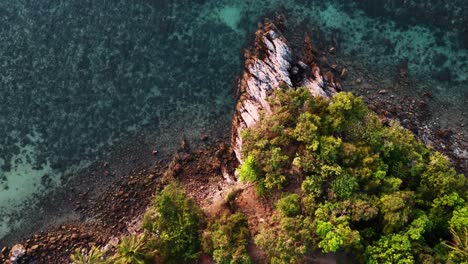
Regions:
[[0, 0, 466, 241]]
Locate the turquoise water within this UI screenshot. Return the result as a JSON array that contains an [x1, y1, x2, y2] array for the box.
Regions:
[[0, 0, 466, 241]]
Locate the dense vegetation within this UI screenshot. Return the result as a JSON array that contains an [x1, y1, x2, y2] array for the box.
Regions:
[[70, 88, 466, 263], [238, 87, 467, 263]]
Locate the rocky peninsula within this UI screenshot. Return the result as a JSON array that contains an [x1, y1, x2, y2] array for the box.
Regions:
[[1, 18, 466, 264]]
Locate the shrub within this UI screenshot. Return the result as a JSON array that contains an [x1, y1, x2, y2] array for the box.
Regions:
[[142, 183, 204, 263], [238, 155, 259, 183], [224, 188, 243, 209], [203, 213, 252, 264], [276, 193, 301, 217]]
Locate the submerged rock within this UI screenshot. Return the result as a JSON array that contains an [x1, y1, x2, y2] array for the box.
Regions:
[[231, 21, 337, 162]]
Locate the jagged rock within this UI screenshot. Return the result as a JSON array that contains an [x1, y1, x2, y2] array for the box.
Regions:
[[180, 136, 191, 153], [9, 244, 25, 263], [30, 245, 39, 251], [291, 66, 299, 75], [454, 147, 468, 160], [340, 68, 348, 79], [379, 89, 388, 94], [298, 61, 308, 70], [231, 21, 336, 162]]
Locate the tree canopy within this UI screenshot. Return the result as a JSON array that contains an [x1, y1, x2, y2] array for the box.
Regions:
[[240, 88, 467, 263]]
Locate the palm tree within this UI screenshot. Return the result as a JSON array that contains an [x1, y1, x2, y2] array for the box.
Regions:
[[70, 246, 106, 264], [113, 234, 156, 264], [444, 227, 468, 263]]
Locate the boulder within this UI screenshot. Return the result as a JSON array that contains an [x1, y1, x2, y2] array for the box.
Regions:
[[9, 244, 25, 263]]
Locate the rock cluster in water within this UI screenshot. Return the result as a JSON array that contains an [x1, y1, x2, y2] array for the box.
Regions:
[[231, 21, 337, 162]]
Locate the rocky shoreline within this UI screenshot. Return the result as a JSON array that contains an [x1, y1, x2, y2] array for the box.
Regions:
[[0, 153, 166, 263], [1, 18, 466, 264], [0, 133, 236, 263]]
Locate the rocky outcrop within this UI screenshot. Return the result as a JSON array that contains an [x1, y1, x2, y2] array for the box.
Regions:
[[231, 21, 338, 162]]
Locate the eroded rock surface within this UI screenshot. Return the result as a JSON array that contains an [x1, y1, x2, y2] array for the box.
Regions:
[[8, 244, 25, 263], [231, 22, 337, 162]]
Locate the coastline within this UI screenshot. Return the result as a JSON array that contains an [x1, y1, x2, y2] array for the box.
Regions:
[[1, 17, 467, 263], [0, 131, 234, 263]]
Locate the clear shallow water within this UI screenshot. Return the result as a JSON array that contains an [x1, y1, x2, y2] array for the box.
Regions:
[[0, 0, 466, 241]]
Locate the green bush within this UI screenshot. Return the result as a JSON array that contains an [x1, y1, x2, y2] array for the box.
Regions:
[[255, 216, 315, 264], [203, 213, 252, 264], [142, 183, 204, 263], [276, 193, 301, 217], [238, 155, 259, 183]]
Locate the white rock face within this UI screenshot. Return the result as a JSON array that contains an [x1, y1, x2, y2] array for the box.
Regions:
[[231, 22, 336, 163]]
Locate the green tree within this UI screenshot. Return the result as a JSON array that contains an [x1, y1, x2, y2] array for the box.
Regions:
[[255, 216, 315, 264], [292, 112, 320, 145], [380, 191, 414, 233], [276, 193, 301, 217], [263, 147, 289, 189], [450, 205, 468, 230], [326, 92, 367, 132], [318, 136, 342, 163], [142, 183, 204, 263], [330, 172, 358, 200], [203, 213, 252, 264], [340, 197, 379, 222], [315, 218, 360, 253], [445, 206, 468, 263], [421, 153, 465, 198], [429, 192, 466, 240], [238, 155, 259, 182], [406, 214, 431, 241]]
